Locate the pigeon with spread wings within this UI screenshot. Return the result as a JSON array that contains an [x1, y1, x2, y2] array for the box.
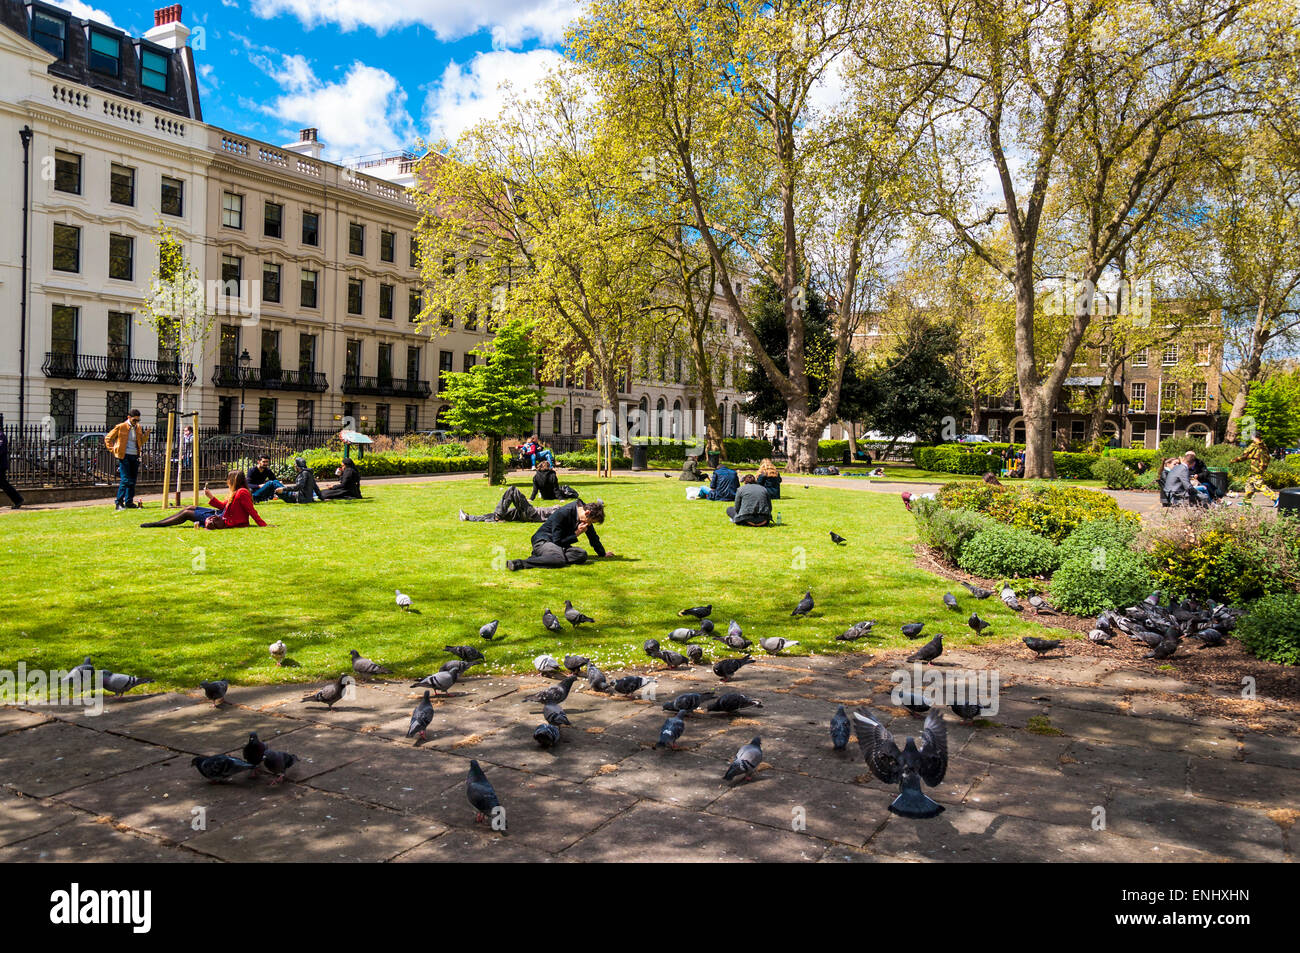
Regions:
[[853, 708, 949, 819]]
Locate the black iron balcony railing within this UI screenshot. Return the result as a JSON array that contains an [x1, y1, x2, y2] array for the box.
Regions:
[[342, 374, 433, 398], [211, 364, 329, 392], [42, 351, 196, 386]]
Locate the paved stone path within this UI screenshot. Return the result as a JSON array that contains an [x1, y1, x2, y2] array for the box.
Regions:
[[2, 649, 1294, 862]]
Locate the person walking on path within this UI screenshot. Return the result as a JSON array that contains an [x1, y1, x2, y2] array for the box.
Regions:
[[0, 429, 23, 508], [105, 409, 148, 511], [1232, 435, 1278, 506]]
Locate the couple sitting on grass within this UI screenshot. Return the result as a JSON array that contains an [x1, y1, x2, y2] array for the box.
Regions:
[[245, 455, 363, 504], [140, 470, 269, 529]]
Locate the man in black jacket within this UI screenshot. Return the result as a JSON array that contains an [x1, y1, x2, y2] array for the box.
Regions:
[[321, 457, 362, 500], [529, 460, 576, 501], [460, 487, 561, 523], [275, 457, 322, 503], [507, 499, 613, 569], [246, 455, 285, 502]]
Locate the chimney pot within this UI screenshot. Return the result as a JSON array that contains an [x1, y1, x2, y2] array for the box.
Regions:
[[301, 128, 318, 142], [154, 4, 182, 26]]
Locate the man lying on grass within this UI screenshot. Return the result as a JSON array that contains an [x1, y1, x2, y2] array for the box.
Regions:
[[506, 499, 614, 570]]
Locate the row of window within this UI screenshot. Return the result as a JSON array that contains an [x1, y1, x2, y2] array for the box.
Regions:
[[985, 418, 1208, 450], [32, 7, 170, 92], [1129, 381, 1209, 413], [51, 223, 137, 279], [1094, 342, 1213, 367], [220, 191, 417, 265], [53, 151, 184, 214]]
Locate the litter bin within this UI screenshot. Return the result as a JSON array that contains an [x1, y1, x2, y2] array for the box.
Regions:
[[842, 447, 851, 466], [1206, 467, 1229, 498], [1279, 487, 1300, 514], [630, 444, 648, 471], [707, 450, 721, 468]]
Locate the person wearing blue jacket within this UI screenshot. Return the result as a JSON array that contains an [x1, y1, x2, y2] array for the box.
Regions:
[[703, 463, 739, 502]]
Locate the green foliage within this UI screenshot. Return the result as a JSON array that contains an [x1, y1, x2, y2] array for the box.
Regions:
[[1236, 593, 1300, 666], [557, 451, 632, 470], [1244, 375, 1300, 448], [1264, 460, 1300, 489], [957, 523, 1060, 578], [911, 499, 997, 563], [937, 481, 1137, 543], [1102, 447, 1162, 472], [585, 437, 775, 462], [1053, 451, 1101, 480], [1058, 518, 1141, 560], [1092, 455, 1136, 489], [856, 316, 965, 443], [299, 450, 488, 478], [1139, 507, 1300, 603], [914, 445, 1002, 475], [1051, 546, 1154, 616]]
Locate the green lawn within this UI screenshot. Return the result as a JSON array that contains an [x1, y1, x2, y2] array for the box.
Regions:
[[0, 477, 1073, 691]]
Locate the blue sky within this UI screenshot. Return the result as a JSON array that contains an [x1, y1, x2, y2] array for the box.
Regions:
[[51, 0, 573, 160]]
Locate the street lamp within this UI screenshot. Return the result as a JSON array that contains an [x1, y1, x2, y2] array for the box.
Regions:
[[238, 348, 251, 433]]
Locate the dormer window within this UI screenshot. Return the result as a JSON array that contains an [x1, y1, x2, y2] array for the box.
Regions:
[[31, 9, 67, 59], [88, 28, 121, 77], [140, 48, 169, 92]]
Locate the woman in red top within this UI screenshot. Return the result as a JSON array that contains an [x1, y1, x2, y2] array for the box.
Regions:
[[140, 470, 269, 529]]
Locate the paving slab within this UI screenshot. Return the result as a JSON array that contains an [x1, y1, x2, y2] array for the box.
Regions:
[[302, 744, 470, 815], [962, 764, 1110, 827], [0, 706, 52, 736], [707, 770, 887, 846], [107, 703, 302, 755], [392, 829, 561, 863], [1104, 790, 1286, 862], [1240, 733, 1300, 771], [0, 791, 82, 846], [0, 721, 173, 797], [1059, 740, 1190, 797], [1187, 757, 1300, 809], [463, 722, 643, 782], [0, 815, 214, 862]]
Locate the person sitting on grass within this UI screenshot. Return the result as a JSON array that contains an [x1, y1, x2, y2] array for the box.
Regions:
[[320, 455, 362, 500], [507, 499, 613, 570], [529, 459, 574, 501], [700, 461, 739, 502], [140, 470, 268, 529], [680, 456, 707, 481], [246, 455, 285, 502], [534, 442, 557, 469], [727, 474, 772, 526], [869, 467, 886, 477], [756, 458, 782, 499], [275, 457, 323, 504]]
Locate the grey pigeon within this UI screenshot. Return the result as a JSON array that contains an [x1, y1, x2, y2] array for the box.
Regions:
[[350, 650, 392, 676], [837, 621, 875, 641], [950, 702, 982, 722], [261, 748, 298, 784], [727, 619, 743, 640], [467, 760, 503, 828], [242, 732, 267, 767], [679, 605, 712, 619], [642, 639, 661, 659], [407, 691, 435, 741], [1023, 637, 1062, 658], [441, 659, 475, 676], [410, 669, 459, 694], [830, 705, 851, 751], [699, 619, 715, 634], [830, 532, 847, 545], [199, 679, 229, 706], [968, 613, 991, 636], [530, 675, 578, 705], [961, 581, 993, 599], [906, 634, 943, 664], [686, 644, 704, 664], [1146, 638, 1178, 660], [718, 632, 751, 650], [301, 674, 350, 708], [943, 593, 959, 611], [901, 623, 925, 638], [655, 712, 685, 749], [759, 636, 798, 654], [563, 654, 591, 673], [99, 671, 154, 697], [1028, 595, 1055, 614], [543, 608, 563, 633], [713, 654, 754, 681], [533, 654, 562, 677], [534, 723, 561, 748], [613, 675, 655, 696], [791, 591, 814, 617], [543, 702, 571, 727], [1088, 628, 1114, 644], [706, 693, 762, 713], [564, 600, 595, 626], [657, 649, 691, 669], [1193, 629, 1225, 649], [668, 627, 699, 643], [1000, 586, 1022, 611], [445, 645, 485, 664], [63, 656, 94, 684], [479, 619, 500, 640], [724, 737, 763, 782], [585, 662, 611, 693], [192, 754, 254, 782], [854, 708, 949, 818], [663, 691, 717, 715], [896, 692, 932, 714]]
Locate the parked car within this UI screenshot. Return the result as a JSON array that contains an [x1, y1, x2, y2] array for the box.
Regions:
[[957, 434, 993, 444]]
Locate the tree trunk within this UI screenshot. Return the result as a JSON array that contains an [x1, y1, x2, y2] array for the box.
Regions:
[[487, 434, 505, 485], [1225, 297, 1269, 443], [1021, 390, 1057, 478], [847, 421, 859, 461], [784, 401, 820, 473]]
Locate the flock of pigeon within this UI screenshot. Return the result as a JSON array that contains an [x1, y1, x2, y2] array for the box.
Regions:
[[62, 579, 1235, 828]]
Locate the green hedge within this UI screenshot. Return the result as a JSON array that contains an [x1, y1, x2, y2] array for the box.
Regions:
[[1051, 546, 1154, 616], [581, 437, 775, 463], [558, 451, 633, 470], [912, 499, 997, 563], [299, 450, 487, 478], [913, 445, 1003, 475], [937, 481, 1136, 543], [1236, 593, 1300, 665], [1091, 456, 1136, 489], [957, 523, 1061, 578]]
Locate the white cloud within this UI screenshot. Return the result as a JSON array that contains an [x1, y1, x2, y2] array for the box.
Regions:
[[260, 54, 417, 159], [46, 0, 116, 26], [254, 0, 577, 48], [423, 48, 564, 143]]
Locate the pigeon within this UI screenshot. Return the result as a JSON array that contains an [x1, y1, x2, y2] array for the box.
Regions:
[[1146, 638, 1178, 660], [901, 623, 925, 638], [534, 654, 561, 677], [269, 641, 287, 665], [63, 657, 95, 685], [854, 708, 949, 818], [350, 650, 392, 677], [950, 703, 982, 722], [395, 589, 412, 610], [686, 644, 705, 664], [192, 754, 255, 783], [407, 691, 435, 741], [830, 532, 847, 545], [830, 705, 851, 750], [1000, 586, 1022, 611], [663, 691, 717, 715], [1145, 591, 1163, 606], [968, 613, 991, 636], [585, 662, 611, 693], [961, 581, 994, 599], [467, 760, 503, 828], [837, 620, 875, 641], [668, 627, 700, 643], [440, 659, 475, 676], [478, 619, 500, 640], [906, 634, 943, 664], [724, 737, 763, 782], [717, 632, 751, 650], [1023, 637, 1062, 658], [564, 600, 595, 626], [679, 605, 712, 619], [242, 732, 267, 767], [896, 692, 932, 714], [261, 748, 298, 784], [713, 655, 754, 681], [534, 723, 561, 748], [410, 669, 459, 694], [791, 591, 814, 617], [530, 675, 578, 704], [1087, 628, 1114, 644], [1193, 628, 1226, 649], [706, 693, 763, 713], [99, 671, 155, 697], [643, 639, 661, 659], [563, 654, 591, 673], [301, 674, 350, 708], [613, 675, 655, 696], [543, 608, 563, 633], [699, 619, 715, 634], [1028, 595, 1056, 615], [727, 619, 743, 640], [657, 648, 691, 669], [759, 636, 799, 654], [542, 702, 571, 727], [655, 712, 686, 749], [943, 593, 959, 611], [445, 645, 485, 664], [199, 679, 229, 706]]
